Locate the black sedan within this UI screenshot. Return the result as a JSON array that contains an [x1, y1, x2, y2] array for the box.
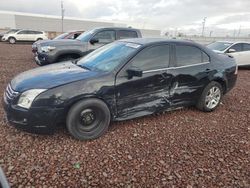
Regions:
[[3, 39, 237, 140]]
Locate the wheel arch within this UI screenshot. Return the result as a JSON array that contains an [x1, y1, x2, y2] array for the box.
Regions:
[[64, 94, 115, 121], [211, 77, 227, 94], [8, 36, 16, 41], [56, 52, 82, 62]]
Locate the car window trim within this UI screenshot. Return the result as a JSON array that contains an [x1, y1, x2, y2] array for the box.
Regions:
[[143, 61, 210, 74]]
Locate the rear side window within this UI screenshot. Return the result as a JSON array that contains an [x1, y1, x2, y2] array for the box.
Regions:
[[117, 30, 138, 39], [175, 45, 209, 67], [243, 43, 250, 51], [34, 31, 43, 34], [130, 45, 170, 71]]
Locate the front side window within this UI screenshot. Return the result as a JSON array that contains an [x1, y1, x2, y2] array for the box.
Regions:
[[117, 30, 138, 39], [176, 45, 208, 67], [92, 30, 115, 44], [130, 45, 170, 71]]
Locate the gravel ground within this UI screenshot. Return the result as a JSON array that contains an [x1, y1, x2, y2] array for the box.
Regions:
[[0, 42, 249, 188]]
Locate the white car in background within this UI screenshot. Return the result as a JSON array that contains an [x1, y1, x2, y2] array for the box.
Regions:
[[207, 41, 250, 67], [1, 29, 48, 44]]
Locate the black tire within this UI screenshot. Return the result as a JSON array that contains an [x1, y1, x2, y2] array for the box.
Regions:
[[66, 98, 111, 140], [196, 81, 223, 112], [8, 37, 16, 44], [36, 38, 43, 41]]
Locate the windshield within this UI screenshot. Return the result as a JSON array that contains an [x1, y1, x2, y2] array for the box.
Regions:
[[76, 42, 140, 72], [6, 29, 19, 34], [54, 33, 69, 40], [76, 29, 96, 42], [207, 42, 233, 52]]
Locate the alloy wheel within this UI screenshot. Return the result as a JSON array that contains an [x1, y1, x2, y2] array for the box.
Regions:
[[205, 86, 221, 109]]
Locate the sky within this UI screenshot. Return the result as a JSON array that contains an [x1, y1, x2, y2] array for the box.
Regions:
[[0, 0, 250, 37]]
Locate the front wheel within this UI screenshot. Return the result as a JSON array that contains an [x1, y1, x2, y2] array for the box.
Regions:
[[66, 98, 111, 140], [8, 37, 16, 44], [196, 81, 223, 112]]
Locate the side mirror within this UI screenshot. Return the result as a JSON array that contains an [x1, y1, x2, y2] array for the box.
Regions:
[[228, 48, 236, 53], [126, 67, 143, 79], [90, 38, 99, 45]]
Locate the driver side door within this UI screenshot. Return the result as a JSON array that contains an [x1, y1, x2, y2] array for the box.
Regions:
[[114, 44, 172, 120]]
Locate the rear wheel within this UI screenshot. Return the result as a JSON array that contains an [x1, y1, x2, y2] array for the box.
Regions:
[[66, 98, 111, 140], [196, 81, 223, 112], [36, 38, 43, 41], [8, 37, 16, 44]]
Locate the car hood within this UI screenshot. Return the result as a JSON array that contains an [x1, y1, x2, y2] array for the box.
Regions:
[[11, 62, 100, 92], [33, 39, 51, 46], [38, 39, 85, 47]]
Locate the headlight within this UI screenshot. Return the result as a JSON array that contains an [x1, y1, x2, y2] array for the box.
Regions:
[[17, 89, 46, 109], [41, 46, 56, 53]]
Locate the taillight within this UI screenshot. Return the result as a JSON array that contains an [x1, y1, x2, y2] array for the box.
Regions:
[[234, 65, 238, 75]]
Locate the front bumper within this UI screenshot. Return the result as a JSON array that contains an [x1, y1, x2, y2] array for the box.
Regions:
[[3, 94, 65, 134], [34, 52, 54, 66], [1, 37, 7, 42]]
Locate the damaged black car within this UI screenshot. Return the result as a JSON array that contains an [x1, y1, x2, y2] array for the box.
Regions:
[[3, 39, 237, 140]]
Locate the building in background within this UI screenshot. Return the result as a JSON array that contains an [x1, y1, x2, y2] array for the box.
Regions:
[[0, 10, 161, 38]]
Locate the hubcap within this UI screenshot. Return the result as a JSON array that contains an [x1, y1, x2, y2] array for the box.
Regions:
[[205, 86, 221, 109], [10, 39, 15, 43], [80, 109, 95, 126]]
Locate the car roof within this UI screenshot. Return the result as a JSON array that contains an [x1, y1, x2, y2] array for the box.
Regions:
[[94, 27, 140, 31], [119, 38, 199, 46]]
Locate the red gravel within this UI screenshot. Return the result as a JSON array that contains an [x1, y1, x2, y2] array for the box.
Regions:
[[0, 42, 249, 187]]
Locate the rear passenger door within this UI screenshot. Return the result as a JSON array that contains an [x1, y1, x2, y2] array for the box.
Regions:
[[166, 44, 211, 106], [27, 30, 37, 41], [115, 44, 172, 119], [116, 30, 138, 40]]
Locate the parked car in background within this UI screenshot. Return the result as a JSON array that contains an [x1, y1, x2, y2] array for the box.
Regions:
[[3, 39, 237, 140], [34, 27, 142, 66], [1, 29, 47, 44], [32, 31, 84, 53], [207, 41, 250, 67]]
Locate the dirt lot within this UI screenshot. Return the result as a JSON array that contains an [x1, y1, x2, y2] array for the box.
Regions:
[[0, 42, 249, 187]]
